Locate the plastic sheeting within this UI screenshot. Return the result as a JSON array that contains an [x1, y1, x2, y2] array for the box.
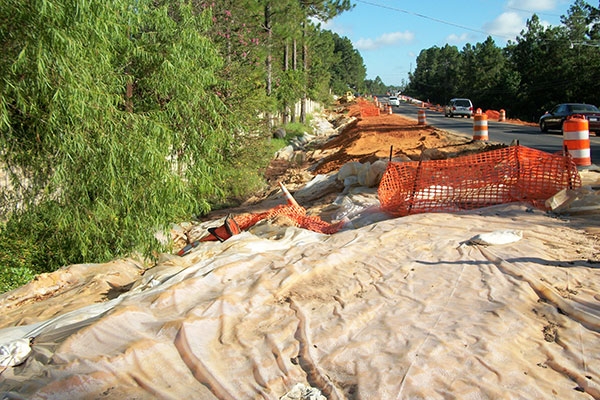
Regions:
[[0, 204, 599, 399]]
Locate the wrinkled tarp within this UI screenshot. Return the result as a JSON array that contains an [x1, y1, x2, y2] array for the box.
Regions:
[[0, 204, 599, 399]]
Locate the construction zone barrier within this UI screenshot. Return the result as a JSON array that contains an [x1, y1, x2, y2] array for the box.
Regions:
[[499, 109, 506, 122], [563, 115, 591, 166], [178, 183, 344, 255], [418, 109, 426, 125], [473, 113, 488, 140], [378, 145, 581, 217]]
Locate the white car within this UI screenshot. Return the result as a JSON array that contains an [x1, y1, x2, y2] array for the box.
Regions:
[[444, 98, 473, 118], [388, 96, 400, 106]]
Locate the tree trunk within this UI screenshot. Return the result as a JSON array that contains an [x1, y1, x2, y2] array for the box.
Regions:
[[264, 4, 273, 128], [283, 40, 289, 125], [291, 38, 297, 123], [300, 19, 307, 124]]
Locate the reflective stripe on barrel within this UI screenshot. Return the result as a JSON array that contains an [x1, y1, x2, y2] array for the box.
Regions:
[[499, 109, 506, 122], [563, 115, 591, 166], [473, 113, 488, 140], [418, 109, 426, 125]]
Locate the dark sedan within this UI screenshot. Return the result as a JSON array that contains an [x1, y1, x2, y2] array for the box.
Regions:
[[539, 103, 600, 134]]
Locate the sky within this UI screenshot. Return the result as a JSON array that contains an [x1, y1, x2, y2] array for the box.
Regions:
[[321, 0, 576, 86]]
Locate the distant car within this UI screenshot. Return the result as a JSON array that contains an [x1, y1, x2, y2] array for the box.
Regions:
[[388, 96, 400, 106], [444, 98, 473, 118], [539, 103, 600, 134]]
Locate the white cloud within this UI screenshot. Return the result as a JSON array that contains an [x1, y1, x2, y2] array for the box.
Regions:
[[483, 11, 526, 38], [507, 0, 556, 11], [319, 19, 349, 36], [446, 33, 470, 44], [355, 31, 415, 50]]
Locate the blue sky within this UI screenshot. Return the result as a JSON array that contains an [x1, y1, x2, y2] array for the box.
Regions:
[[322, 0, 576, 86]]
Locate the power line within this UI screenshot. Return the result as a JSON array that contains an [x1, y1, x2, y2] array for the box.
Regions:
[[506, 6, 562, 18], [354, 0, 514, 40]]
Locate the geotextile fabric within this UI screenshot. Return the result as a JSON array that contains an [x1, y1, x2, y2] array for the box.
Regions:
[[1, 205, 599, 399]]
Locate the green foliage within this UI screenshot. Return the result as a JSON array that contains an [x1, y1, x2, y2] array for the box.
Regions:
[[326, 30, 367, 95], [0, 221, 38, 293], [0, 0, 360, 292], [0, 0, 266, 277], [364, 76, 388, 95], [284, 118, 314, 137], [275, 70, 306, 111], [405, 2, 600, 120]]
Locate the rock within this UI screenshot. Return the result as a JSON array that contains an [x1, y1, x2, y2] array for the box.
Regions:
[[294, 174, 343, 204], [275, 145, 294, 160], [273, 127, 286, 139], [279, 383, 325, 400], [311, 115, 336, 137], [356, 162, 371, 186], [337, 161, 363, 181], [343, 175, 359, 188], [290, 152, 307, 165], [364, 159, 388, 187]]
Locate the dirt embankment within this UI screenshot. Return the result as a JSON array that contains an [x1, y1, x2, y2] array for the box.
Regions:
[[259, 102, 506, 204]]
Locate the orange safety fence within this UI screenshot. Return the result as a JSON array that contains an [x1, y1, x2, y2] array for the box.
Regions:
[[179, 202, 345, 255], [233, 204, 345, 235], [181, 145, 580, 255], [378, 145, 581, 217]]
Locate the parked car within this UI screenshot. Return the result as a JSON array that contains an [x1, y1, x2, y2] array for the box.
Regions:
[[388, 96, 400, 106], [444, 98, 473, 118], [539, 103, 600, 134]]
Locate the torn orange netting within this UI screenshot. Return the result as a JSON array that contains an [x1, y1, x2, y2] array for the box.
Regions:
[[233, 204, 345, 235], [180, 200, 343, 255], [195, 186, 344, 246], [378, 145, 581, 217]]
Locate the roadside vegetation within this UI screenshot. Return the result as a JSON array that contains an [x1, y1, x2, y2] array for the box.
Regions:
[[0, 0, 359, 292]]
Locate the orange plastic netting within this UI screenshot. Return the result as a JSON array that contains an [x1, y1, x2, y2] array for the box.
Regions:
[[233, 204, 345, 235], [378, 145, 581, 217], [196, 146, 580, 247]]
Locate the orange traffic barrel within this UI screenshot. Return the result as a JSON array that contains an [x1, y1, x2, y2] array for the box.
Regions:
[[417, 109, 426, 125], [475, 108, 482, 115], [563, 115, 591, 166], [388, 105, 393, 114], [499, 109, 506, 122], [473, 113, 488, 140]]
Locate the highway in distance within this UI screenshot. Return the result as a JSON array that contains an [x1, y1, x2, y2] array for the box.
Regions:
[[391, 102, 600, 165]]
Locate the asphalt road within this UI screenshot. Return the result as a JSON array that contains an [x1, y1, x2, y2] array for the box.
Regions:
[[390, 101, 600, 165]]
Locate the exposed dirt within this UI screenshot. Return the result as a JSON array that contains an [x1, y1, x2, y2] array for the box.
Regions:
[[270, 102, 540, 180], [209, 102, 506, 219], [202, 100, 599, 233]]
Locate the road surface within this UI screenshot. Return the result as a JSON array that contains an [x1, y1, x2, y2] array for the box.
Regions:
[[390, 101, 600, 165]]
